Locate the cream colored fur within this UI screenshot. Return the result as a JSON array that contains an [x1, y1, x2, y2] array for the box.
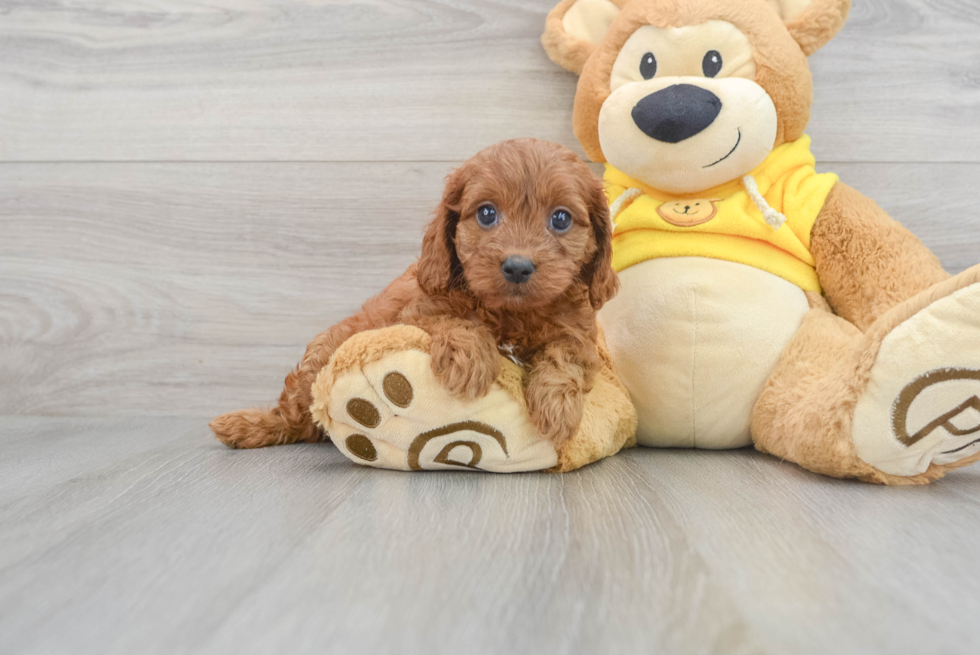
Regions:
[[601, 258, 810, 449]]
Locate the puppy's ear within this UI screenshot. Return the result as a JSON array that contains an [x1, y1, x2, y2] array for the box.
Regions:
[[770, 0, 851, 56], [581, 177, 618, 310], [542, 0, 622, 74], [417, 167, 466, 296]]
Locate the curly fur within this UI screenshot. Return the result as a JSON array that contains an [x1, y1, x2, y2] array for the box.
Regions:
[[211, 139, 618, 450]]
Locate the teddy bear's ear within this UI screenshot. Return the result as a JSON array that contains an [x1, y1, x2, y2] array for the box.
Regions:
[[542, 0, 622, 74], [770, 0, 852, 56]]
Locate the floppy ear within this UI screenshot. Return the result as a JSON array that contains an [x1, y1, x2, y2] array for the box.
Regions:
[[417, 168, 466, 296], [542, 0, 623, 74], [770, 0, 851, 56], [581, 178, 619, 310]]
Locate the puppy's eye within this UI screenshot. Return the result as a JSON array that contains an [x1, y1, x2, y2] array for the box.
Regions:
[[703, 50, 723, 78], [550, 209, 572, 233], [640, 52, 657, 80], [476, 205, 498, 227]]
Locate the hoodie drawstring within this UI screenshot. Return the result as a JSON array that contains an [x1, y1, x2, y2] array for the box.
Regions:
[[610, 176, 787, 231], [742, 175, 787, 229], [608, 187, 642, 227]]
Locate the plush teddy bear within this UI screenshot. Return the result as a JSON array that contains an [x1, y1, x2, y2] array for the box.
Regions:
[[542, 0, 980, 484]]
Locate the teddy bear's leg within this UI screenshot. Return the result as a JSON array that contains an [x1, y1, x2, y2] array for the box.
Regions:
[[811, 182, 951, 331], [309, 325, 635, 473], [752, 297, 888, 481], [753, 266, 980, 484]]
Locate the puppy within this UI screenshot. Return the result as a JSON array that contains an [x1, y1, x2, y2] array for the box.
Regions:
[[211, 138, 618, 450]]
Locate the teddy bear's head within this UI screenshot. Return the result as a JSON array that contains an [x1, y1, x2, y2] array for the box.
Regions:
[[543, 0, 850, 194]]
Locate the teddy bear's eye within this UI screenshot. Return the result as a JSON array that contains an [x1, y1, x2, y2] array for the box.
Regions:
[[477, 204, 498, 227], [703, 50, 723, 78], [640, 52, 658, 80]]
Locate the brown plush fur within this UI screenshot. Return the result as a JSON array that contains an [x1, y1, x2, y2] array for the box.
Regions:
[[755, 178, 975, 486], [751, 302, 876, 481], [811, 183, 951, 331], [542, 0, 632, 75], [754, 265, 980, 485], [211, 139, 618, 450], [542, 0, 597, 76], [544, 0, 849, 71], [783, 0, 851, 56]]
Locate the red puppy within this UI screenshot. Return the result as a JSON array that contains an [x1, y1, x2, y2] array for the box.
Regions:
[[211, 139, 618, 450]]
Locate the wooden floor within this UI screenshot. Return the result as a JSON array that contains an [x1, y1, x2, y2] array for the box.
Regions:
[[2, 1, 979, 653]]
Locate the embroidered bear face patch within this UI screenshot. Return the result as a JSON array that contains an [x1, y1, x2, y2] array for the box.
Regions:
[[657, 199, 720, 227]]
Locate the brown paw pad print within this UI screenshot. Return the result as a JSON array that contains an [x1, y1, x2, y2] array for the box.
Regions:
[[382, 372, 413, 408], [346, 372, 415, 429], [344, 434, 377, 462], [893, 368, 980, 450], [342, 371, 419, 461], [340, 370, 510, 471], [407, 421, 508, 471]]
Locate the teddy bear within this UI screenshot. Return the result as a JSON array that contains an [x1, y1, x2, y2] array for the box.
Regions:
[[541, 0, 980, 484]]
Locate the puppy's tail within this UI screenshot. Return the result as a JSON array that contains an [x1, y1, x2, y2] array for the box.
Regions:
[[210, 405, 320, 450]]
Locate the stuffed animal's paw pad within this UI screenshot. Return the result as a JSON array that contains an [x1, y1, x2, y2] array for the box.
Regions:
[[854, 275, 980, 476], [337, 373, 416, 463], [313, 337, 559, 473]]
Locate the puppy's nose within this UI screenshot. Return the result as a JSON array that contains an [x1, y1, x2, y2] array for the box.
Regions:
[[501, 256, 535, 284], [632, 84, 722, 143]]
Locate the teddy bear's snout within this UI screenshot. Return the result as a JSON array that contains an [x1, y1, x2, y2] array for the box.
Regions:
[[631, 84, 723, 144]]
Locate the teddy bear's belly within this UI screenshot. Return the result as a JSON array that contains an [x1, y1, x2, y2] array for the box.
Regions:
[[599, 257, 811, 449]]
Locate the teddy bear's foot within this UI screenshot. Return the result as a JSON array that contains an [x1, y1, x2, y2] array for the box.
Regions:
[[310, 325, 637, 473], [852, 265, 980, 478], [309, 325, 561, 472]]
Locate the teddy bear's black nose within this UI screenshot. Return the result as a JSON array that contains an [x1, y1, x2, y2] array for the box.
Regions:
[[632, 84, 723, 144]]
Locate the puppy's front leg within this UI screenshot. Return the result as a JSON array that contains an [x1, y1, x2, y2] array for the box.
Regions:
[[422, 318, 500, 400], [525, 342, 596, 447]]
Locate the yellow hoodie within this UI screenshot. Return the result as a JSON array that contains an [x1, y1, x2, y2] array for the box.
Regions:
[[605, 136, 838, 293]]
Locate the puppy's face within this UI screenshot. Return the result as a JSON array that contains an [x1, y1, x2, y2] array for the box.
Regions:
[[417, 139, 616, 312], [454, 145, 600, 311]]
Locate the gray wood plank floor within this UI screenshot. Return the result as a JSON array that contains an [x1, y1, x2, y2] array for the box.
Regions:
[[2, 0, 980, 653], [3, 417, 980, 655]]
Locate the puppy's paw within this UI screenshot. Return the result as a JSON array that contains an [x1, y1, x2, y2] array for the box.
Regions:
[[429, 329, 500, 400], [525, 375, 585, 448]]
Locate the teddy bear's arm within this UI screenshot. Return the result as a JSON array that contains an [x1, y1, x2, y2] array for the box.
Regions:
[[809, 182, 950, 331]]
